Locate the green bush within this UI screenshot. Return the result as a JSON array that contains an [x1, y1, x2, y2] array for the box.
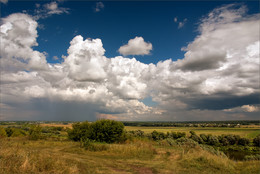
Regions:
[[0, 127, 7, 138], [207, 135, 219, 146], [5, 127, 13, 137], [90, 119, 125, 143], [190, 134, 203, 144], [253, 135, 260, 147], [175, 137, 198, 148], [68, 121, 91, 141], [11, 128, 26, 137], [168, 131, 186, 139], [150, 130, 166, 141], [238, 138, 250, 146], [200, 134, 208, 142], [28, 125, 42, 140], [127, 130, 145, 138], [166, 138, 177, 146], [68, 120, 125, 143], [244, 154, 260, 161]]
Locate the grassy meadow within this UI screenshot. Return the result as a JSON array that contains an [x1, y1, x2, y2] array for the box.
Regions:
[[125, 126, 260, 139], [0, 121, 259, 174], [1, 137, 260, 174]]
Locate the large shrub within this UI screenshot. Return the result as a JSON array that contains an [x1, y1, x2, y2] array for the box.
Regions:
[[68, 121, 91, 141], [253, 135, 260, 147], [150, 130, 166, 141], [28, 125, 42, 140], [11, 128, 26, 137], [0, 127, 7, 138], [90, 119, 125, 143], [68, 120, 125, 143], [168, 131, 186, 139], [207, 135, 219, 146]]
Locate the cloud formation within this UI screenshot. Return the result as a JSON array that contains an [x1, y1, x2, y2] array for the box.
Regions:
[[95, 2, 104, 12], [118, 37, 153, 56], [34, 1, 69, 20], [0, 0, 8, 4], [174, 17, 187, 29], [0, 4, 259, 121]]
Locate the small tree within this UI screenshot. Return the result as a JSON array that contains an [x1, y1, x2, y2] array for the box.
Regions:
[[150, 130, 166, 141], [189, 130, 196, 136], [253, 135, 260, 147], [68, 120, 125, 143], [200, 134, 208, 142], [28, 125, 42, 140], [90, 119, 125, 143], [68, 121, 91, 141], [11, 128, 26, 137], [207, 135, 219, 146], [0, 127, 7, 138], [190, 134, 203, 144], [5, 127, 13, 137]]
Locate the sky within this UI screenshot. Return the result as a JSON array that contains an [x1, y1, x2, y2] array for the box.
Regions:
[[0, 0, 259, 121]]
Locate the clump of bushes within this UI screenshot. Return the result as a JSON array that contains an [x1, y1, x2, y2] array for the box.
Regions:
[[28, 125, 42, 140], [175, 137, 198, 148], [68, 119, 125, 143], [0, 127, 7, 138], [253, 134, 260, 147], [244, 154, 260, 161], [4, 127, 27, 137], [188, 131, 252, 147]]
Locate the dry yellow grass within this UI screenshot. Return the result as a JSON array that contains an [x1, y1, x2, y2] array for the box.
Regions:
[[0, 137, 259, 174]]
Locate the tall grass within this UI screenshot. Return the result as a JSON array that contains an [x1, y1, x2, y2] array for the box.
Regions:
[[0, 137, 259, 174]]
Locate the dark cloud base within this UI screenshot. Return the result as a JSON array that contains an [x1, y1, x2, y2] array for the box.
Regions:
[[185, 93, 260, 110]]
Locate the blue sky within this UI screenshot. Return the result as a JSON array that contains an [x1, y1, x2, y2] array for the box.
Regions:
[[2, 1, 258, 65], [0, 1, 259, 121]]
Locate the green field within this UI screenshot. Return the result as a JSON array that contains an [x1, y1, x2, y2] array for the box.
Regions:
[[125, 126, 260, 139]]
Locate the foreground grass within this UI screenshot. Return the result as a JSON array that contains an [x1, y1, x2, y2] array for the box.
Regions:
[[0, 137, 259, 174], [125, 126, 260, 139]]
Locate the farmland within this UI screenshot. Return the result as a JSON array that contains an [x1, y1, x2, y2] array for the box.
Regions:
[[125, 126, 260, 139]]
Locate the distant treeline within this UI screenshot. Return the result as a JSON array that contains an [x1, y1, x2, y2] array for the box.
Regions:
[[0, 121, 72, 125], [122, 120, 260, 127], [0, 120, 259, 127]]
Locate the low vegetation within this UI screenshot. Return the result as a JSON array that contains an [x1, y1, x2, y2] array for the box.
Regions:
[[0, 120, 259, 174]]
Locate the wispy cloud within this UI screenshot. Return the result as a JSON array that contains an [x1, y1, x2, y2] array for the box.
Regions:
[[95, 2, 104, 12], [0, 0, 8, 4], [174, 17, 187, 29], [34, 1, 69, 20]]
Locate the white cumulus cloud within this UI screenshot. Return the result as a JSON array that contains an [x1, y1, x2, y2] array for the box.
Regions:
[[118, 37, 152, 56], [0, 3, 259, 121]]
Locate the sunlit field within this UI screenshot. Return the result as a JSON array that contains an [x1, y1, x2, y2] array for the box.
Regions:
[[125, 126, 260, 139]]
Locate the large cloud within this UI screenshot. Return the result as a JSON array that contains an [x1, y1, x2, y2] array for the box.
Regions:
[[0, 3, 259, 121], [151, 4, 259, 115], [118, 37, 152, 56], [0, 13, 48, 71]]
